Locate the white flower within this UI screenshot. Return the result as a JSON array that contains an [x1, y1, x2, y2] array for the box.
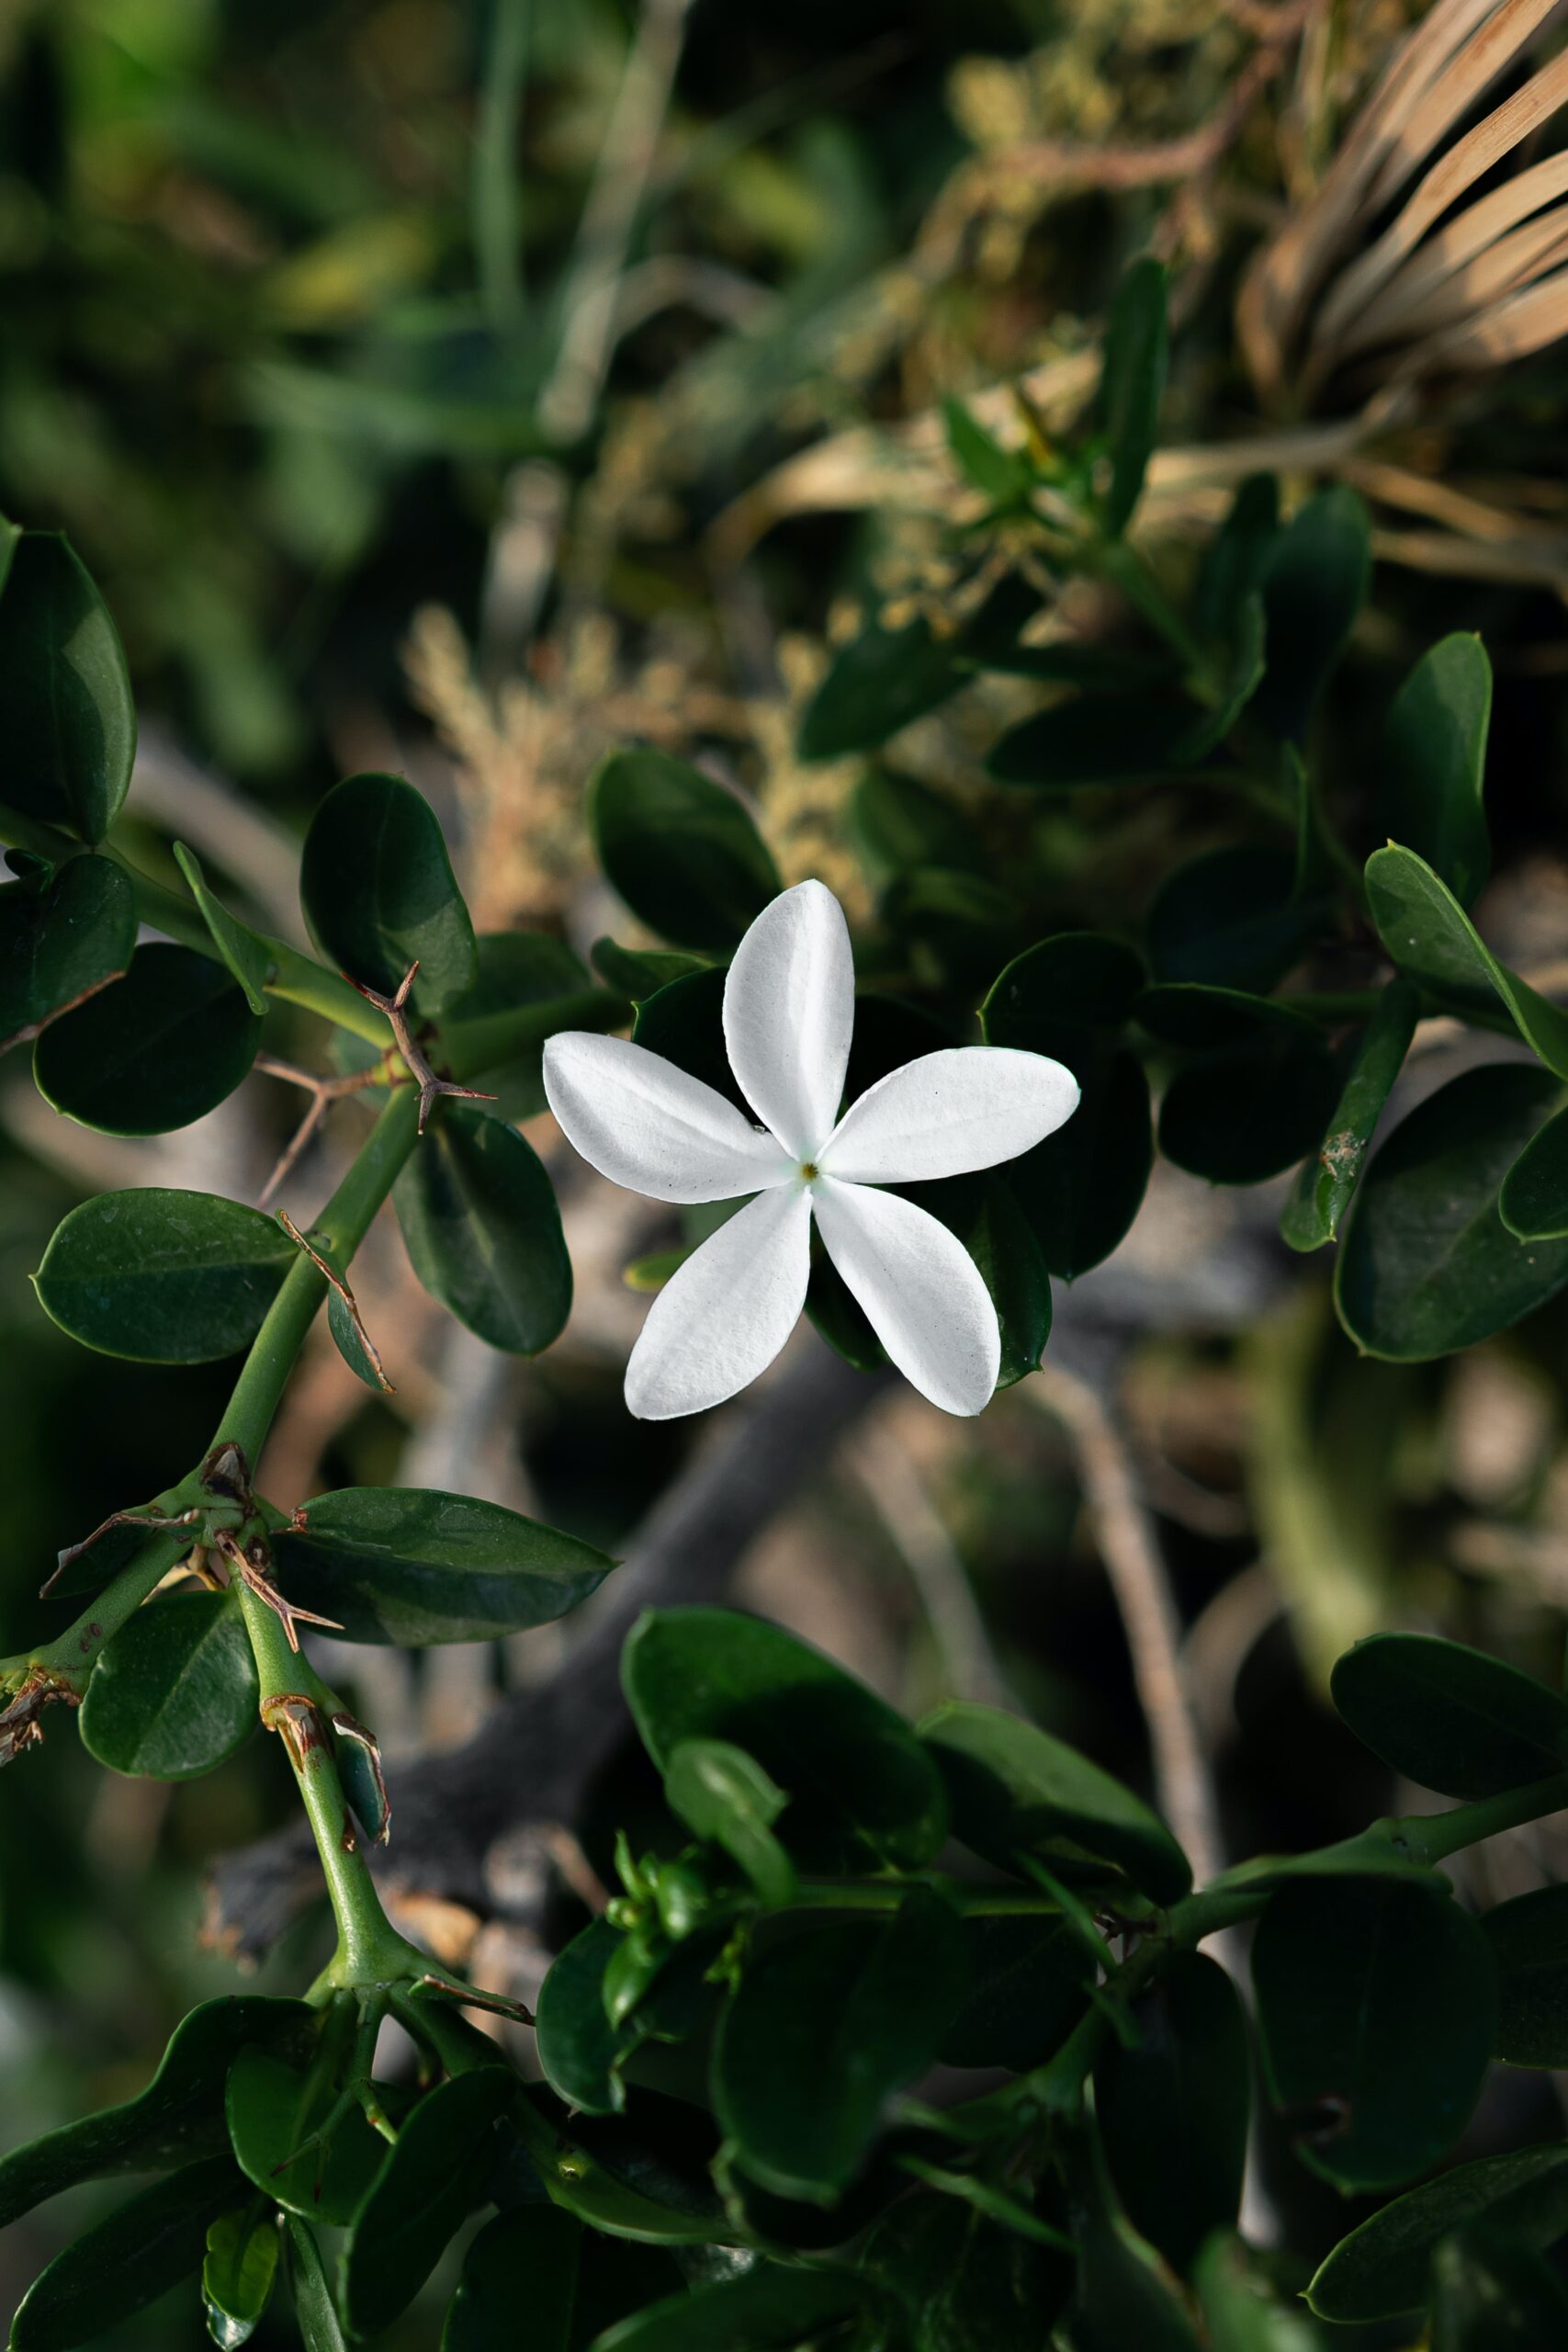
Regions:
[[543, 880, 1079, 1419]]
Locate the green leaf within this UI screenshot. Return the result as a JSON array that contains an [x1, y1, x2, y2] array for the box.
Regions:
[[799, 616, 965, 762], [1335, 1064, 1568, 1359], [513, 2084, 728, 2242], [878, 867, 1024, 993], [340, 2068, 515, 2339], [861, 2188, 1073, 2349], [1252, 487, 1371, 743], [299, 771, 479, 1013], [540, 1928, 721, 2117], [920, 1699, 1190, 1905], [270, 1486, 612, 1645], [1066, 2169, 1203, 2352], [79, 1592, 258, 1781], [917, 1171, 1052, 1385], [1499, 1101, 1568, 1239], [662, 1738, 795, 1907], [943, 397, 1033, 504], [225, 2047, 385, 2226], [1376, 633, 1492, 907], [286, 2220, 347, 2352], [622, 1608, 948, 1874], [941, 1915, 1091, 2071], [0, 856, 136, 1054], [446, 932, 594, 1121], [1366, 841, 1568, 1072], [590, 938, 707, 1001], [1095, 1953, 1249, 2276], [1431, 2224, 1568, 2349], [1253, 1875, 1496, 2191], [0, 510, 17, 594], [1097, 257, 1168, 537], [1157, 1035, 1337, 1186], [0, 531, 136, 842], [0, 1997, 313, 2229], [589, 750, 780, 949], [712, 1887, 968, 2200], [1147, 844, 1323, 994], [34, 1189, 297, 1363], [443, 2207, 581, 2351], [1480, 1884, 1568, 2065], [1192, 2234, 1321, 2352], [852, 769, 987, 886], [590, 2264, 874, 2351], [631, 967, 739, 1107], [34, 943, 263, 1135], [1193, 476, 1280, 648], [1330, 1633, 1568, 1800], [395, 1104, 571, 1354], [173, 843, 272, 1016], [1280, 978, 1419, 1250], [202, 2204, 279, 2349], [1308, 2146, 1568, 2324], [987, 688, 1208, 788], [9, 2157, 244, 2351]]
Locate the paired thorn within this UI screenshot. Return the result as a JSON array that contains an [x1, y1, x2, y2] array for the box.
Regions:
[[216, 1530, 343, 1655], [254, 1057, 391, 1210], [414, 1970, 535, 2027], [349, 962, 495, 1135], [42, 1505, 202, 1600], [276, 1212, 394, 1393]]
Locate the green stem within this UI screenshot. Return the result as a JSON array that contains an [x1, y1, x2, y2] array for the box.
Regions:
[[443, 988, 631, 1081]]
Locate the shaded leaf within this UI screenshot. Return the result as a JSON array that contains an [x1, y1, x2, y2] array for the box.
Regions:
[[1431, 2223, 1568, 2350], [1499, 1101, 1568, 1239], [589, 750, 779, 950], [79, 1592, 258, 1781], [590, 2264, 875, 2351], [225, 2047, 386, 2227], [9, 2157, 243, 2351], [395, 1106, 571, 1355], [940, 1915, 1092, 2071], [1376, 632, 1492, 907], [861, 2187, 1073, 2350], [286, 2220, 347, 2352], [202, 2203, 279, 2349], [1252, 487, 1371, 742], [663, 1738, 795, 1908], [590, 938, 707, 1001], [0, 856, 136, 1054], [1330, 1633, 1568, 1799], [0, 530, 136, 842], [34, 1189, 296, 1363], [1365, 843, 1568, 1075], [340, 2068, 515, 2339], [799, 616, 965, 762], [174, 843, 272, 1016], [1308, 2146, 1568, 2324], [443, 2207, 581, 2351], [1096, 1953, 1249, 2276], [1481, 1885, 1568, 2066], [1147, 843, 1323, 993], [34, 943, 263, 1136], [300, 771, 478, 1014], [1280, 978, 1419, 1250], [1098, 257, 1168, 537]]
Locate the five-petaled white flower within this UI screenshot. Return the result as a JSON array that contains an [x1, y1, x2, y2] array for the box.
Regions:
[[543, 881, 1078, 1420]]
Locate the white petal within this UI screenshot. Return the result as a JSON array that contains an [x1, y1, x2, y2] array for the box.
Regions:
[[544, 1033, 794, 1204], [626, 1184, 813, 1419], [813, 1176, 999, 1418], [818, 1046, 1079, 1183], [723, 879, 854, 1159]]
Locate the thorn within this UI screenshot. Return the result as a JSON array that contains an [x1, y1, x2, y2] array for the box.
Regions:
[[218, 1532, 343, 1654], [0, 1672, 80, 1766], [349, 961, 496, 1135], [42, 1506, 202, 1599], [254, 1055, 391, 1209], [276, 1212, 395, 1392], [414, 1971, 535, 2027]]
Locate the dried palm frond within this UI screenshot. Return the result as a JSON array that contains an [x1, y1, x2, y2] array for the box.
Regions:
[[1241, 0, 1568, 404]]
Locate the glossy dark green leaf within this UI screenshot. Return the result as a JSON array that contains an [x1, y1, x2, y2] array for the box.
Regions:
[[590, 938, 707, 1001], [286, 2219, 347, 2352], [443, 2207, 581, 2351], [340, 2067, 515, 2339], [917, 1171, 1052, 1386], [1253, 1875, 1495, 2191], [10, 2157, 243, 2351], [1193, 475, 1280, 647], [271, 1486, 612, 1645], [939, 1915, 1092, 2070], [921, 1698, 1190, 1905], [1158, 1035, 1337, 1186], [1480, 1885, 1568, 2065], [592, 2264, 874, 2351], [1098, 256, 1168, 537], [943, 397, 1032, 504], [0, 855, 135, 1053], [1252, 487, 1371, 743], [799, 616, 964, 762], [0, 530, 136, 842], [1134, 982, 1316, 1050], [202, 2204, 279, 2349], [1147, 844, 1322, 993], [1095, 1953, 1249, 2276], [1499, 1101, 1568, 1239], [589, 750, 780, 950], [712, 1887, 968, 2200], [299, 771, 478, 1013], [536, 1923, 647, 2119], [1330, 1634, 1568, 1800], [34, 1188, 296, 1363], [1432, 2223, 1568, 2349], [174, 843, 272, 1016], [986, 933, 1146, 1032], [987, 688, 1208, 788], [0, 1996, 313, 2229], [1365, 844, 1568, 1075], [623, 1608, 948, 1873], [1280, 978, 1419, 1250], [631, 967, 739, 1107], [225, 2046, 385, 2227], [1335, 1064, 1568, 1360], [446, 932, 593, 1121], [1376, 632, 1492, 908], [663, 1738, 795, 1908], [1308, 2146, 1568, 2324], [79, 1592, 258, 1781], [395, 1105, 571, 1354], [34, 943, 263, 1135], [861, 2187, 1073, 2350]]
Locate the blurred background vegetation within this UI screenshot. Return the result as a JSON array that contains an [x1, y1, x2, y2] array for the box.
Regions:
[[10, 0, 1568, 2340]]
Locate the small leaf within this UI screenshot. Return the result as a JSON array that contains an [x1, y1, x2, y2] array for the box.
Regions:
[[0, 856, 136, 1054], [1068, 2162, 1203, 2352], [1308, 2146, 1568, 2324], [286, 2220, 347, 2352], [34, 1189, 297, 1363], [1335, 1064, 1568, 1360], [173, 843, 272, 1016], [1192, 2233, 1322, 2352], [225, 2048, 385, 2227], [799, 616, 965, 762], [446, 931, 593, 1121], [79, 1592, 259, 1781], [1280, 978, 1418, 1250], [9, 2157, 244, 2351], [663, 1738, 795, 1907], [590, 938, 707, 1000], [590, 2264, 875, 2351], [1147, 843, 1323, 994], [299, 771, 479, 1013], [1480, 1884, 1568, 2066], [940, 1916, 1092, 2071], [987, 688, 1207, 788], [0, 530, 136, 842], [623, 1608, 948, 1874], [535, 1918, 655, 2117], [0, 1997, 313, 2229], [202, 2204, 279, 2349], [1157, 1033, 1337, 1187], [1252, 487, 1371, 742], [913, 1171, 1052, 1386], [1376, 632, 1492, 908], [443, 2207, 581, 2351], [513, 2083, 727, 2242], [921, 1698, 1190, 1905], [395, 1105, 571, 1355], [1253, 1875, 1495, 2191], [1365, 842, 1568, 1076], [943, 397, 1033, 504], [852, 770, 988, 884], [1330, 1633, 1568, 1800], [270, 1487, 613, 1645], [630, 967, 739, 1107], [34, 943, 263, 1135], [1098, 256, 1168, 537], [589, 750, 779, 949], [712, 1888, 968, 2201], [1193, 475, 1280, 647], [1499, 1101, 1568, 1239], [1095, 1953, 1249, 2276], [340, 2068, 515, 2339]]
